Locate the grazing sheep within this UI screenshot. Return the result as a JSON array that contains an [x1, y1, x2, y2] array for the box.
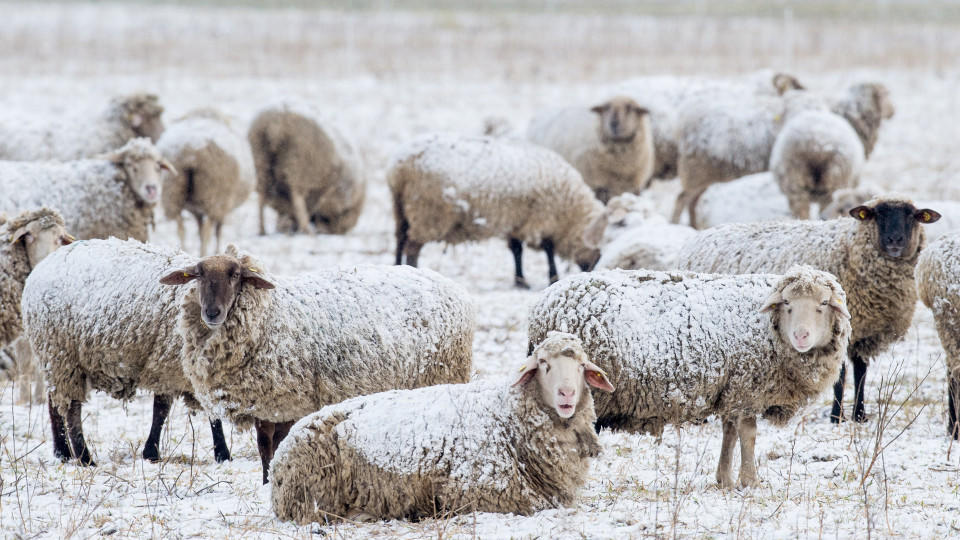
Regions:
[[771, 110, 866, 219], [529, 266, 851, 488], [0, 138, 175, 242], [0, 93, 164, 160], [270, 331, 614, 523], [21, 238, 231, 466], [677, 196, 941, 423], [247, 102, 366, 235], [160, 247, 475, 483], [527, 96, 655, 203], [917, 232, 960, 438], [594, 193, 696, 271], [158, 108, 254, 255], [389, 133, 606, 287]]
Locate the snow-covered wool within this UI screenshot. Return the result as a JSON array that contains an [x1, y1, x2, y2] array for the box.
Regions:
[[389, 132, 606, 287], [528, 266, 851, 487], [677, 196, 941, 422], [594, 193, 696, 271], [0, 138, 174, 242], [527, 96, 655, 203], [695, 172, 793, 229], [818, 186, 878, 220], [158, 108, 254, 255], [21, 238, 230, 465], [829, 83, 894, 158], [247, 101, 366, 235], [270, 331, 612, 523], [0, 93, 164, 160]]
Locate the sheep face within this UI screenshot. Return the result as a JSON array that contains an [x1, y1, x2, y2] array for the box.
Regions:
[[850, 201, 941, 259], [123, 156, 172, 205], [9, 218, 73, 268], [514, 332, 614, 419], [772, 73, 805, 95], [762, 279, 849, 353], [159, 255, 275, 328], [120, 94, 166, 142], [591, 96, 649, 145]]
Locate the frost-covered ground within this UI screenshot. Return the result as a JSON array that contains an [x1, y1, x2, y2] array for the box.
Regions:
[[2, 2, 960, 538]]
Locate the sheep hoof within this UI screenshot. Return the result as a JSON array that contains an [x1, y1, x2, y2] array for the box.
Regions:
[[514, 277, 530, 289], [716, 473, 735, 489], [738, 475, 760, 488], [346, 509, 376, 523], [852, 411, 869, 423], [142, 447, 160, 463], [548, 274, 559, 284], [214, 449, 232, 463]]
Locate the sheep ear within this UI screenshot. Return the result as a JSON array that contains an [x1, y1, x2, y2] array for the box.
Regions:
[[512, 355, 539, 387], [241, 266, 275, 290], [159, 265, 199, 285], [590, 103, 609, 115], [582, 212, 608, 249], [159, 158, 177, 175], [10, 227, 31, 245], [915, 209, 941, 224], [849, 206, 874, 221], [829, 294, 851, 320], [760, 289, 783, 313], [582, 359, 615, 392], [631, 105, 650, 117], [60, 233, 75, 245]]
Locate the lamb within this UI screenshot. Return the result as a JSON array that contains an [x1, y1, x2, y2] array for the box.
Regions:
[[247, 102, 366, 235], [270, 331, 614, 523], [159, 247, 475, 483], [389, 133, 606, 287], [20, 238, 231, 466], [770, 110, 866, 219], [593, 193, 696, 271], [0, 138, 175, 242], [916, 232, 960, 438], [157, 108, 254, 255], [0, 93, 164, 160], [676, 196, 941, 423], [526, 96, 655, 203], [528, 266, 851, 488]]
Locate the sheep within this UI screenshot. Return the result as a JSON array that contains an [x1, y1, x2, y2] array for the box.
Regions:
[[247, 102, 366, 235], [0, 138, 175, 242], [159, 247, 475, 483], [818, 186, 879, 220], [0, 93, 164, 160], [830, 83, 895, 158], [270, 331, 614, 523], [0, 209, 72, 404], [694, 172, 793, 229], [676, 196, 941, 423], [528, 266, 851, 488], [771, 109, 866, 219], [157, 108, 255, 256], [914, 200, 960, 242], [20, 238, 231, 466], [593, 193, 696, 271], [916, 232, 960, 438], [526, 96, 655, 203], [389, 133, 606, 288]]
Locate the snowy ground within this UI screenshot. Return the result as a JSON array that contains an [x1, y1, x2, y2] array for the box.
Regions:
[[2, 2, 960, 538]]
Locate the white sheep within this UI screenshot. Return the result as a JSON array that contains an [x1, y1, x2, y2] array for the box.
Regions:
[[157, 108, 255, 255], [694, 172, 793, 229], [270, 331, 614, 523], [593, 193, 696, 271], [389, 133, 606, 287], [529, 266, 851, 488], [159, 247, 476, 483], [0, 138, 175, 242], [0, 93, 164, 160]]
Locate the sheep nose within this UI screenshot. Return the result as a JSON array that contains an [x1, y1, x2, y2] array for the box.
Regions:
[[558, 387, 574, 398], [794, 329, 809, 341], [205, 307, 222, 320]]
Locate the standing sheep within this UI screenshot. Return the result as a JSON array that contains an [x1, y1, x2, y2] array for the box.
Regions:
[[21, 238, 231, 466], [389, 133, 606, 287], [247, 102, 366, 235], [158, 108, 255, 255], [527, 96, 655, 203], [159, 247, 475, 483], [529, 266, 851, 488], [270, 331, 614, 523], [0, 93, 164, 160], [676, 196, 941, 423], [0, 138, 175, 242]]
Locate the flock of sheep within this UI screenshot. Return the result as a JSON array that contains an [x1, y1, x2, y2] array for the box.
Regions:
[[1, 69, 958, 527]]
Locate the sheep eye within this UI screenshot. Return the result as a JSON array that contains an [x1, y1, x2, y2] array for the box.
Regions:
[[782, 300, 789, 306], [787, 309, 792, 314], [821, 300, 829, 306]]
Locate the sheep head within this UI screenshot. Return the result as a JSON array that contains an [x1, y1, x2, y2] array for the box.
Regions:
[[103, 138, 175, 206], [116, 93, 166, 142], [6, 208, 73, 268], [772, 73, 806, 95], [849, 198, 940, 260], [762, 266, 850, 354], [591, 96, 649, 145], [514, 331, 614, 419]]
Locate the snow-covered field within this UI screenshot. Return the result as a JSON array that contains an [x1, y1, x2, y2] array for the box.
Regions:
[[2, 2, 960, 538]]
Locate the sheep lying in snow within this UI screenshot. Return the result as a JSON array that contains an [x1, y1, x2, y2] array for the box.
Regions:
[[158, 108, 254, 256], [0, 138, 175, 242], [248, 102, 366, 235], [529, 266, 851, 488], [694, 172, 793, 229], [21, 238, 230, 466], [160, 247, 475, 483], [593, 193, 696, 271], [0, 93, 164, 160], [677, 196, 941, 423], [527, 96, 655, 203], [270, 331, 614, 523], [389, 133, 606, 287]]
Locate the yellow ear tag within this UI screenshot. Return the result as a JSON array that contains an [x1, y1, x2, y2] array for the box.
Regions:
[[859, 210, 867, 219], [248, 267, 260, 273], [518, 363, 528, 372], [182, 272, 190, 277], [923, 212, 931, 222]]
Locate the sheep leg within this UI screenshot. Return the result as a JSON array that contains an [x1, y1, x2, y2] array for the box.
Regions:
[[209, 418, 231, 462], [258, 195, 267, 236], [542, 238, 559, 284], [851, 356, 868, 423], [405, 241, 423, 268], [291, 192, 312, 234], [716, 417, 738, 489], [508, 238, 529, 289], [394, 218, 409, 265], [48, 396, 72, 462], [787, 195, 811, 220], [687, 189, 706, 229], [255, 419, 276, 484], [737, 416, 759, 488], [198, 214, 212, 257], [67, 400, 96, 466], [830, 362, 847, 423], [176, 215, 186, 251], [948, 373, 960, 440], [670, 190, 689, 224], [214, 221, 223, 255], [142, 394, 172, 462], [271, 420, 295, 455]]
